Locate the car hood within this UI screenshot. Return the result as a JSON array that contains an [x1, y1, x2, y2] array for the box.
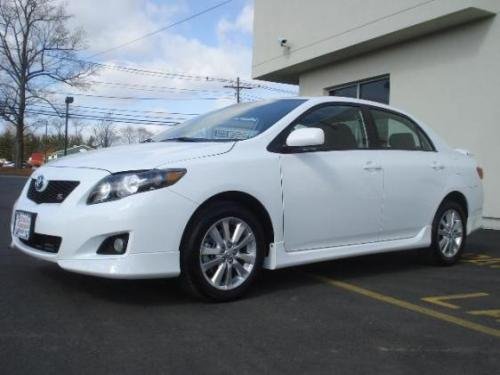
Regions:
[[47, 142, 235, 173]]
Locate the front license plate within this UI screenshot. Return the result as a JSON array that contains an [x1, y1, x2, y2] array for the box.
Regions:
[[14, 211, 35, 241]]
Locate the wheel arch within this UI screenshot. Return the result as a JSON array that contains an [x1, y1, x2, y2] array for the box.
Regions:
[[180, 191, 275, 255], [440, 191, 469, 218]]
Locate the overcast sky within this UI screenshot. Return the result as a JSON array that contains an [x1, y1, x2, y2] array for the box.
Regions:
[[2, 0, 297, 137]]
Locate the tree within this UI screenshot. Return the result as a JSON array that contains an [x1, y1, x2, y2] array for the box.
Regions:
[[120, 125, 136, 144], [71, 119, 84, 144], [92, 116, 117, 148], [0, 127, 15, 160], [0, 0, 93, 167], [136, 127, 153, 143]]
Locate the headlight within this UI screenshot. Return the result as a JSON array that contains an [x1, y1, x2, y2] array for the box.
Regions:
[[87, 169, 186, 205]]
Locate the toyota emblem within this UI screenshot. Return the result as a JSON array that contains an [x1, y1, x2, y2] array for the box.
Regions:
[[35, 175, 48, 192]]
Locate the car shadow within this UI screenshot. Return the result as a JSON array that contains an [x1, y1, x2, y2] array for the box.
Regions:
[[37, 264, 193, 306], [35, 243, 485, 304]]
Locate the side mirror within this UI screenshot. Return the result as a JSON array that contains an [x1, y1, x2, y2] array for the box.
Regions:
[[286, 128, 325, 147]]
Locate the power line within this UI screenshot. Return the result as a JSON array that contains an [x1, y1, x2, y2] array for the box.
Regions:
[[27, 105, 190, 121], [88, 0, 233, 58], [18, 109, 181, 125], [30, 103, 200, 116], [52, 56, 298, 94], [88, 80, 232, 94], [40, 90, 234, 101], [2, 105, 192, 124]]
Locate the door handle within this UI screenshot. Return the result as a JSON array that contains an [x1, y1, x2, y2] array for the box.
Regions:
[[431, 162, 445, 171], [363, 161, 382, 171]]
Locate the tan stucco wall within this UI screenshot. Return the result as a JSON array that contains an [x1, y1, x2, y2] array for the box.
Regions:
[[253, 0, 500, 82]]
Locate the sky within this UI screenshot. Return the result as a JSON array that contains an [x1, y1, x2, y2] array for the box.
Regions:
[[2, 0, 298, 138]]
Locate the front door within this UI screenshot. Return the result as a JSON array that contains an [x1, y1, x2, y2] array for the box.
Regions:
[[277, 104, 383, 252]]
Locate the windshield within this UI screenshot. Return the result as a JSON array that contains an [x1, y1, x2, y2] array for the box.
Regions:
[[153, 99, 305, 142]]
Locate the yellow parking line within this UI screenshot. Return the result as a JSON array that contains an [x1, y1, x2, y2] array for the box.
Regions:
[[421, 293, 489, 309], [312, 275, 500, 339]]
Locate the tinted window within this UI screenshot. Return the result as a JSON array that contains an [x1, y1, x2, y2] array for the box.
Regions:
[[360, 78, 390, 104], [329, 76, 390, 104], [370, 109, 433, 151], [288, 105, 368, 150], [153, 99, 306, 142], [330, 84, 357, 98]]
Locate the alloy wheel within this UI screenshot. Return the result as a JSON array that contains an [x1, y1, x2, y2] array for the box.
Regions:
[[199, 217, 257, 290], [437, 209, 464, 258]]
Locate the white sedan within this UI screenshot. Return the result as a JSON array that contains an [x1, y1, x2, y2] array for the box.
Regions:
[[11, 97, 483, 301]]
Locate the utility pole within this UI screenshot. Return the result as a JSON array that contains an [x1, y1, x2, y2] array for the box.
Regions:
[[64, 96, 74, 156], [43, 120, 48, 163], [224, 77, 253, 103]]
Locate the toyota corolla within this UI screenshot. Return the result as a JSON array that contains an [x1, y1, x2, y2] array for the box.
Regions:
[[11, 97, 484, 301]]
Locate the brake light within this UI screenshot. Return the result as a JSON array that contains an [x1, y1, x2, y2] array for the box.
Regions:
[[476, 166, 484, 180]]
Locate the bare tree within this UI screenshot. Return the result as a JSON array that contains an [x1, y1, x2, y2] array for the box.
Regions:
[[72, 118, 85, 143], [136, 127, 153, 143], [50, 118, 64, 138], [120, 125, 136, 144], [92, 115, 117, 148], [0, 0, 93, 167]]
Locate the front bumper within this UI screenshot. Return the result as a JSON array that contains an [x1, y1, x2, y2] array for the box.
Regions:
[[11, 166, 198, 279]]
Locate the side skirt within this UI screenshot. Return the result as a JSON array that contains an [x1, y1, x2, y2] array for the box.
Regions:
[[263, 226, 432, 270]]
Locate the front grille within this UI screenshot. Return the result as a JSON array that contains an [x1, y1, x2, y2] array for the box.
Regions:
[[27, 179, 79, 204], [20, 233, 62, 253]]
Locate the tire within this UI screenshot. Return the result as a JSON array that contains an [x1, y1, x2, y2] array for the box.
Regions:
[[425, 200, 467, 266], [180, 201, 265, 302]]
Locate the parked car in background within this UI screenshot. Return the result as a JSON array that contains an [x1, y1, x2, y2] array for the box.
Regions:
[[11, 97, 484, 301], [28, 153, 44, 167]]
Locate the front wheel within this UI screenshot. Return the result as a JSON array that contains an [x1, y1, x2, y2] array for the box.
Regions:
[[426, 201, 467, 266], [180, 202, 265, 301]]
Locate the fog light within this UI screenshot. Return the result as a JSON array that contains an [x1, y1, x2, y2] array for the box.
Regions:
[[113, 238, 125, 253], [97, 233, 129, 255]]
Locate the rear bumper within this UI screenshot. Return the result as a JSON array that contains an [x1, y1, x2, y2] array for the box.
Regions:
[[467, 209, 483, 235]]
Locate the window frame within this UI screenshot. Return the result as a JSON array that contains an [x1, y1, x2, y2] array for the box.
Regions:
[[363, 105, 436, 152], [267, 103, 371, 154]]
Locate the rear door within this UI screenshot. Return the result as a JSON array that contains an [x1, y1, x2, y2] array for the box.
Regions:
[[366, 107, 446, 241]]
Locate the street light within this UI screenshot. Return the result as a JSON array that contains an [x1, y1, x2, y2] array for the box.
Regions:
[[64, 96, 74, 156]]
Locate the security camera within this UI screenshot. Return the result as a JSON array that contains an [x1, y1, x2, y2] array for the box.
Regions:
[[279, 38, 289, 48]]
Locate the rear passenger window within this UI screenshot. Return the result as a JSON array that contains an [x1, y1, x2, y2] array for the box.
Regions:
[[290, 105, 368, 150], [370, 109, 433, 151]]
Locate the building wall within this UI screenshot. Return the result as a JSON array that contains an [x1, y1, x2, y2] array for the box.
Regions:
[[299, 17, 500, 228], [253, 0, 499, 82]]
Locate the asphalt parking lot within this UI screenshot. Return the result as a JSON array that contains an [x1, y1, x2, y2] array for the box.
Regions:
[[0, 175, 498, 374]]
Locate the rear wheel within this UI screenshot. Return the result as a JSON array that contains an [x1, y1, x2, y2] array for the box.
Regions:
[[180, 202, 265, 301], [426, 201, 467, 265]]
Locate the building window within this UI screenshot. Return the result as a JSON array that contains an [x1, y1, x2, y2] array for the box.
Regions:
[[329, 75, 390, 104]]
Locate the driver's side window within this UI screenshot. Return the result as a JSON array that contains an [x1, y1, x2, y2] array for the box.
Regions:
[[291, 105, 369, 150]]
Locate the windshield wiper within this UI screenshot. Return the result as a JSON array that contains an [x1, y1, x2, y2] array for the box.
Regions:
[[162, 137, 205, 142], [162, 137, 241, 142]]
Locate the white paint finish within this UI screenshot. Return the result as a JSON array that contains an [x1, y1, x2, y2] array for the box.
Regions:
[[377, 150, 448, 240], [298, 17, 499, 221], [285, 127, 325, 147], [47, 142, 235, 173], [11, 98, 483, 279], [280, 150, 383, 250], [265, 226, 432, 270], [252, 0, 498, 82]]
